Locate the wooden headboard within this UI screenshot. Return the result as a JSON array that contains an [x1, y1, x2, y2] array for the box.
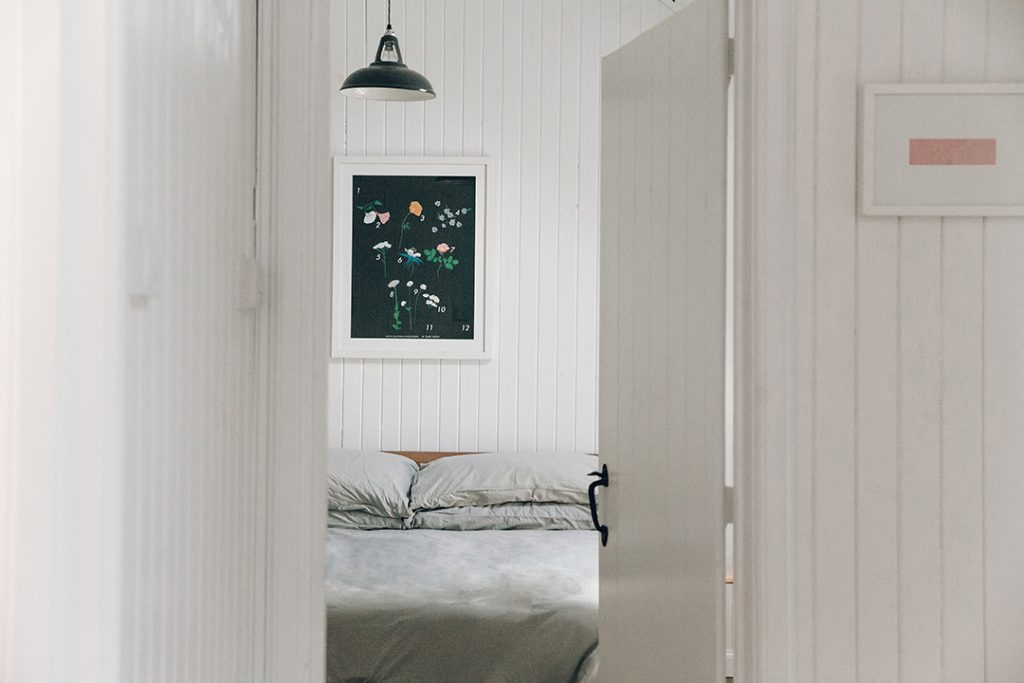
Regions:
[[384, 451, 478, 465]]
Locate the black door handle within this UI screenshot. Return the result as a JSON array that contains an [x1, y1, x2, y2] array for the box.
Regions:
[[587, 465, 609, 547]]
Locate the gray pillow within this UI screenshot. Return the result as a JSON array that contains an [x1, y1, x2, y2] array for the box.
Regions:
[[327, 449, 418, 518], [327, 509, 405, 530], [409, 451, 598, 510], [408, 502, 593, 530]]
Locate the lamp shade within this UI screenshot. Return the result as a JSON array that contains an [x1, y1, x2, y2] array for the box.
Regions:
[[341, 31, 435, 101]]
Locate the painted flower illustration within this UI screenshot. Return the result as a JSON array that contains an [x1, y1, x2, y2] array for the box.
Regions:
[[356, 200, 386, 226], [424, 243, 460, 276], [433, 203, 472, 230], [373, 241, 392, 279], [363, 193, 471, 339], [397, 200, 424, 252], [402, 248, 423, 275]]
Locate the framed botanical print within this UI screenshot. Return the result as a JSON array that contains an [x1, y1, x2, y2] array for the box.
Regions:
[[332, 157, 496, 359]]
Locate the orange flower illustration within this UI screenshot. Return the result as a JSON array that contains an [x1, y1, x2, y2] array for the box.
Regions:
[[409, 201, 423, 217]]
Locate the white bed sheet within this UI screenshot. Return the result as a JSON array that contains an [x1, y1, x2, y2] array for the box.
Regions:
[[325, 528, 599, 683]]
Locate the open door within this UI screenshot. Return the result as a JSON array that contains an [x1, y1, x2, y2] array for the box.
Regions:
[[598, 0, 729, 680]]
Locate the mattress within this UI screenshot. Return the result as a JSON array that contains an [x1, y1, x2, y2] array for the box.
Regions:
[[325, 528, 599, 683]]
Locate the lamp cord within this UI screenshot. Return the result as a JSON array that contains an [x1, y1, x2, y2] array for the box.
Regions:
[[386, 0, 392, 30]]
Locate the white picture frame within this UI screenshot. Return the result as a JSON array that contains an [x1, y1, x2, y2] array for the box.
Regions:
[[332, 156, 497, 359], [861, 83, 1024, 216]]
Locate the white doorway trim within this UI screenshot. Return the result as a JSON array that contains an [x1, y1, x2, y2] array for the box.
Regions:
[[733, 0, 802, 681], [255, 0, 331, 680], [252, 1, 780, 681]]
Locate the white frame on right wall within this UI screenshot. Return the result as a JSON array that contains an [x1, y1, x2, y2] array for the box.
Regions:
[[861, 83, 1024, 216]]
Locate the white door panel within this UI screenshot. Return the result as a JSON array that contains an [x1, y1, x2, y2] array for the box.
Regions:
[[599, 1, 729, 680]]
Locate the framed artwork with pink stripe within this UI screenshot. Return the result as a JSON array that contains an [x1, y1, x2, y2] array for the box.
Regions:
[[861, 83, 1024, 216]]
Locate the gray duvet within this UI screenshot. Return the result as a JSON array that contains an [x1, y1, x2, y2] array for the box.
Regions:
[[325, 528, 599, 683]]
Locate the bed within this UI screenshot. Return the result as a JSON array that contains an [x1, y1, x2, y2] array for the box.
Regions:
[[324, 449, 601, 683]]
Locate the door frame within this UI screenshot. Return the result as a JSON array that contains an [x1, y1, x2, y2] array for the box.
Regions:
[[255, 0, 331, 680], [253, 1, 778, 681], [733, 0, 803, 680]]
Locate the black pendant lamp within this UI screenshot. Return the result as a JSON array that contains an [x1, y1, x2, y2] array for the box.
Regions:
[[341, 0, 436, 101]]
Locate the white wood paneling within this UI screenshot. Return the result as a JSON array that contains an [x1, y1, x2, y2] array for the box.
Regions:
[[744, 0, 1024, 680], [119, 1, 263, 680], [258, 0, 332, 679], [982, 2, 1024, 679], [329, 0, 669, 453], [2, 1, 126, 679]]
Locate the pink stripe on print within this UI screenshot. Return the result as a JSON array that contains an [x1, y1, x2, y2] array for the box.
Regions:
[[909, 138, 997, 165]]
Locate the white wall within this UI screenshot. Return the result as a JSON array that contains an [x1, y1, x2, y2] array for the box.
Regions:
[[329, 0, 671, 453], [120, 1, 264, 680], [747, 0, 1024, 680], [2, 1, 126, 679]]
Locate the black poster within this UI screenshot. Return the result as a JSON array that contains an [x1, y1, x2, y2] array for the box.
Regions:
[[349, 174, 477, 340]]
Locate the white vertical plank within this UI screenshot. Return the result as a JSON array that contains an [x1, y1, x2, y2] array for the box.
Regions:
[[534, 0, 562, 450], [327, 362, 343, 448], [556, 0, 582, 451], [329, 0, 349, 151], [402, 0, 426, 155], [327, 0, 344, 451], [419, 360, 441, 449], [854, 1, 901, 681], [898, 0, 945, 679], [360, 362, 384, 450], [380, 360, 403, 449], [984, 2, 1024, 679], [617, 0, 644, 46], [813, 0, 860, 679], [457, 0, 484, 451], [364, 0, 387, 155], [340, 0, 367, 450], [495, 0, 522, 450], [515, 0, 543, 451], [937, 1, 988, 679], [791, 0, 819, 677], [982, 217, 1024, 681], [599, 0, 619, 57], [422, 1, 444, 153], [476, 0, 503, 452], [575, 0, 602, 453], [383, 0, 405, 157], [437, 359, 460, 450]]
